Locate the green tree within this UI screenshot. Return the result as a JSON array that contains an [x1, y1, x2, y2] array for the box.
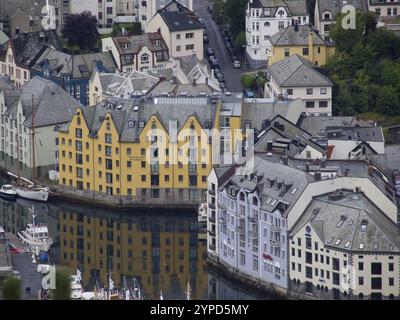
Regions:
[[241, 74, 254, 89], [330, 12, 364, 54], [377, 86, 400, 116], [54, 268, 71, 300], [234, 32, 246, 50], [1, 277, 21, 300], [224, 0, 248, 37], [62, 11, 99, 51]]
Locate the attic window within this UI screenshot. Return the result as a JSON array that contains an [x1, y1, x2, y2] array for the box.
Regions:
[[128, 120, 135, 128], [336, 215, 347, 228], [360, 220, 368, 232], [373, 243, 378, 250], [327, 237, 334, 243], [121, 43, 130, 49]]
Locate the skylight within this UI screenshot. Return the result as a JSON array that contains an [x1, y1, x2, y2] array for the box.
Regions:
[[290, 187, 298, 195], [345, 241, 351, 248], [335, 239, 341, 245], [359, 243, 364, 249], [327, 237, 334, 243]]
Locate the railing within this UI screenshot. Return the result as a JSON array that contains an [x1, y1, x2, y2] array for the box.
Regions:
[[208, 216, 216, 224], [218, 216, 227, 224], [270, 239, 281, 247], [209, 203, 215, 210], [208, 230, 216, 237], [270, 225, 280, 232], [209, 243, 216, 251], [248, 216, 257, 223], [208, 189, 215, 196], [235, 226, 245, 234], [248, 230, 258, 238]]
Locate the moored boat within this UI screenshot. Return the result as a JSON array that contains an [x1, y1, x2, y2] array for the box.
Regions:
[[16, 186, 49, 202], [0, 184, 17, 201]]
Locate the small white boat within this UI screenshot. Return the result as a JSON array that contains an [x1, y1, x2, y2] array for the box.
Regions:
[[18, 206, 53, 252], [16, 186, 49, 202], [0, 184, 17, 200]]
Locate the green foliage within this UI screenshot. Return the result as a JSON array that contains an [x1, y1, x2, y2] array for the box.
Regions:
[[54, 267, 71, 300], [325, 11, 400, 116], [1, 277, 21, 300], [241, 74, 254, 89], [212, 0, 247, 38], [62, 11, 99, 51], [234, 32, 246, 49]]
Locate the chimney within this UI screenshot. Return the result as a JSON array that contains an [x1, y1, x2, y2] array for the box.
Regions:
[[15, 27, 20, 35], [294, 23, 299, 32], [267, 141, 273, 152], [308, 31, 314, 63], [281, 154, 288, 165], [205, 77, 208, 86], [314, 171, 321, 181], [321, 158, 326, 168], [368, 161, 374, 176], [305, 163, 310, 173]]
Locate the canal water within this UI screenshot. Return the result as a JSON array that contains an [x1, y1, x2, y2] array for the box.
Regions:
[[0, 196, 270, 300]]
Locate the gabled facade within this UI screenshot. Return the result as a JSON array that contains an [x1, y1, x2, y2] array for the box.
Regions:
[[102, 33, 170, 73], [245, 0, 309, 66]]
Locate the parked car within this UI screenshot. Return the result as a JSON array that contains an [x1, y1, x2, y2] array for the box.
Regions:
[[233, 59, 241, 68], [203, 35, 209, 44], [213, 68, 221, 75], [216, 72, 225, 82], [244, 89, 255, 98], [210, 57, 220, 69], [203, 29, 207, 36], [206, 47, 215, 57], [199, 18, 205, 26]]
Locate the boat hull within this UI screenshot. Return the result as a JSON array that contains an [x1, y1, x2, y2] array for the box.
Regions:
[[0, 191, 17, 201], [16, 188, 49, 202]]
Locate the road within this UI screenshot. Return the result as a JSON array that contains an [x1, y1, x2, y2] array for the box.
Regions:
[[194, 0, 243, 92]]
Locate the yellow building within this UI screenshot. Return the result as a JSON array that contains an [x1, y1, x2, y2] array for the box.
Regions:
[[57, 95, 243, 204], [269, 24, 335, 66], [57, 209, 208, 299]]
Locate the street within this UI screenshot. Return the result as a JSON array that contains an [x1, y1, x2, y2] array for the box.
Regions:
[[194, 0, 243, 92]]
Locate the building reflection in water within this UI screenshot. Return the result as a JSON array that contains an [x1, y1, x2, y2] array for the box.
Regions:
[[0, 196, 268, 300]]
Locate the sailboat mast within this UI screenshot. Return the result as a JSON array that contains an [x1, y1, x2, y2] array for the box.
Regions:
[[31, 95, 36, 186]]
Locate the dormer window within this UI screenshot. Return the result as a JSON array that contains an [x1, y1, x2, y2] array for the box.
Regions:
[[239, 192, 245, 201], [360, 220, 368, 232], [277, 9, 284, 17], [121, 42, 130, 50]]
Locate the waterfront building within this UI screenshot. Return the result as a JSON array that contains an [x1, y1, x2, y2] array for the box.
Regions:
[[269, 24, 335, 66], [147, 9, 204, 60], [0, 76, 83, 169], [245, 0, 309, 67], [30, 48, 118, 106], [207, 151, 399, 296], [0, 30, 61, 88], [289, 189, 400, 300], [102, 33, 170, 73], [56, 93, 306, 206], [265, 54, 333, 116]]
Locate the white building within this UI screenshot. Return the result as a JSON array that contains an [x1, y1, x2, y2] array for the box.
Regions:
[[245, 0, 309, 67], [147, 9, 204, 60], [368, 0, 400, 18], [0, 76, 83, 168], [289, 190, 400, 300], [265, 54, 333, 116]]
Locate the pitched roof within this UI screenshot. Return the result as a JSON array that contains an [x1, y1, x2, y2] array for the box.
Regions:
[[270, 24, 326, 46], [291, 190, 400, 253], [159, 11, 202, 32], [112, 32, 169, 57], [250, 0, 308, 16], [11, 30, 62, 68], [316, 0, 365, 17], [267, 54, 333, 87], [4, 76, 83, 128]]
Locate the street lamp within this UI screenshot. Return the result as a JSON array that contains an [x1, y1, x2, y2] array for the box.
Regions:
[[242, 44, 247, 73]]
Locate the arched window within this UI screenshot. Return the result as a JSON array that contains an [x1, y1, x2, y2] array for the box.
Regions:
[[264, 21, 270, 27], [278, 10, 284, 16], [359, 293, 364, 299], [252, 197, 258, 206]]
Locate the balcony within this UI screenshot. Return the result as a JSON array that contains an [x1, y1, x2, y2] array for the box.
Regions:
[[218, 216, 227, 224], [248, 216, 257, 223], [235, 226, 245, 234], [208, 230, 216, 237], [248, 230, 258, 238], [270, 225, 280, 232], [217, 201, 227, 209], [209, 203, 216, 210], [208, 189, 215, 196], [208, 216, 216, 224], [270, 239, 281, 247], [209, 243, 216, 251]]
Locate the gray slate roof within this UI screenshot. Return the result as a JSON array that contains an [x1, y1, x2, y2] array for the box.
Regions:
[[250, 0, 308, 16], [11, 30, 61, 68], [316, 0, 364, 17], [4, 76, 83, 128], [221, 154, 311, 217], [31, 48, 117, 79], [267, 54, 333, 87], [159, 11, 202, 32], [326, 126, 384, 142], [270, 24, 326, 46], [291, 190, 400, 253], [63, 96, 217, 142]]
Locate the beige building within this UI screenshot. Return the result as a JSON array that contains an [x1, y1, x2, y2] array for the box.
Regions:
[[102, 33, 170, 73], [147, 10, 204, 60], [289, 190, 400, 300], [368, 0, 400, 17]]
